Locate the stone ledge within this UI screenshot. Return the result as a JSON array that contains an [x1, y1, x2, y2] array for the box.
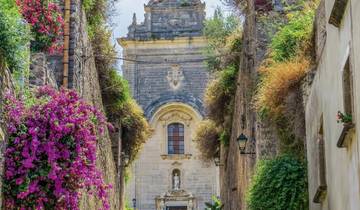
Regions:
[[337, 123, 355, 148], [161, 154, 192, 160], [313, 185, 327, 203], [329, 0, 349, 27]]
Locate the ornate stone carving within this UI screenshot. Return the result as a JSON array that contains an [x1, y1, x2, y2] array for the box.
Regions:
[[159, 111, 192, 127], [167, 64, 184, 90]]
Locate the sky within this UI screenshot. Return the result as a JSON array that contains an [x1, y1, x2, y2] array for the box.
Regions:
[[109, 0, 229, 71]]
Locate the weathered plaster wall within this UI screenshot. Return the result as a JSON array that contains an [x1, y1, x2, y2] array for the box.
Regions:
[[306, 0, 360, 209]]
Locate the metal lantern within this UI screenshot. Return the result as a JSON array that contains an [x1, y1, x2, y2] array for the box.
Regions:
[[132, 198, 136, 208], [237, 133, 248, 153]]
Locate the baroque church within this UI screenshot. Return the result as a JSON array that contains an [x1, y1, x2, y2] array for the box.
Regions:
[[118, 0, 219, 209]]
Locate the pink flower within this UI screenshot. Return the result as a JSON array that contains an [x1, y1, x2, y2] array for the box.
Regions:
[[3, 86, 110, 209]]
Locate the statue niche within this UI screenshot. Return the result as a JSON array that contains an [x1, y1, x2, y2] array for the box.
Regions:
[[172, 169, 181, 191]]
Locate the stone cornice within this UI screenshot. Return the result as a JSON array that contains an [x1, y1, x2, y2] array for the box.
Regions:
[[118, 36, 207, 48]]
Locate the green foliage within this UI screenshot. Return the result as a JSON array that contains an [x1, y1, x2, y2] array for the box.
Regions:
[[247, 155, 308, 210], [205, 196, 224, 210], [82, 0, 151, 164], [203, 8, 241, 71], [0, 0, 30, 73], [205, 64, 238, 126], [219, 130, 230, 146], [194, 120, 220, 161], [100, 69, 152, 163], [270, 9, 315, 62], [82, 0, 110, 39], [125, 199, 134, 210]]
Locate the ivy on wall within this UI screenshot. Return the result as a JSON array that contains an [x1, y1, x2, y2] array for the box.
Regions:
[[246, 155, 308, 210]]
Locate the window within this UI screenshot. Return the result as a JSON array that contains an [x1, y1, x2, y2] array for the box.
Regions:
[[342, 57, 354, 120], [168, 123, 185, 154], [313, 119, 327, 203]]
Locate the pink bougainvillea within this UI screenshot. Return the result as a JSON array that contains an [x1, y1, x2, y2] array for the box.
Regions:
[[3, 86, 111, 210], [16, 0, 64, 53]]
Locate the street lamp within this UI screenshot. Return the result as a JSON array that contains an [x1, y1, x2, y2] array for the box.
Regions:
[[132, 198, 136, 209], [236, 133, 255, 155]]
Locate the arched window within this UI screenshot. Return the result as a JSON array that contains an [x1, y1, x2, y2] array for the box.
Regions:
[[168, 123, 184, 154]]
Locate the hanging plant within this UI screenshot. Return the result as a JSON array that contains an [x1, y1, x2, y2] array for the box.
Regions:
[[3, 86, 111, 210], [16, 0, 64, 53]]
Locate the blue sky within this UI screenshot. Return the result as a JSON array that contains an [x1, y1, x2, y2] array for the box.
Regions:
[[110, 0, 228, 70]]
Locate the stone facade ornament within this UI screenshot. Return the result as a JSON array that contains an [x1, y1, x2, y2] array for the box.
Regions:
[[160, 111, 192, 127], [167, 64, 184, 90]]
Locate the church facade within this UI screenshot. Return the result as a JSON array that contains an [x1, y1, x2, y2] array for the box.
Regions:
[[118, 0, 219, 209]]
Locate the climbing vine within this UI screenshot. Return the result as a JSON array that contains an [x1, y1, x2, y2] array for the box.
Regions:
[[246, 155, 308, 210], [16, 0, 64, 53]]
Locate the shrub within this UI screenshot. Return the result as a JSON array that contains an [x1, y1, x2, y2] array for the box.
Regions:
[[255, 56, 310, 118], [0, 0, 30, 73], [3, 86, 111, 210], [205, 196, 224, 210], [100, 69, 152, 163], [194, 120, 220, 161], [246, 155, 308, 210], [269, 8, 315, 62], [203, 8, 241, 71], [16, 0, 64, 53], [120, 99, 153, 163], [205, 65, 238, 126]]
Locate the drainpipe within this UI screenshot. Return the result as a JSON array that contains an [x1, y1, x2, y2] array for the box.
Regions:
[[62, 0, 71, 88]]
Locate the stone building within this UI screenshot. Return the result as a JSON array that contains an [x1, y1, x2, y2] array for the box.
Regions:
[[118, 1, 219, 209], [305, 0, 360, 209]]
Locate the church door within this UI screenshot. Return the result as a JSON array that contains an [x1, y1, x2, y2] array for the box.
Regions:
[[166, 206, 187, 210]]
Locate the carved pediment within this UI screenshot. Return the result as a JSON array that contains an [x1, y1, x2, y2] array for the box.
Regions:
[[159, 111, 192, 126]]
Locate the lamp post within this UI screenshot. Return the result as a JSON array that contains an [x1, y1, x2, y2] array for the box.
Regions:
[[132, 198, 136, 209], [236, 133, 255, 155]]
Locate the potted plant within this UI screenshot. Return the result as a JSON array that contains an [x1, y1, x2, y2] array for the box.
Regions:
[[337, 111, 353, 125]]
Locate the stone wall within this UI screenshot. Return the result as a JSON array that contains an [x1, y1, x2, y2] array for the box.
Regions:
[[67, 1, 120, 209], [0, 58, 15, 208], [219, 1, 305, 209], [29, 53, 58, 88], [26, 0, 120, 209]]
